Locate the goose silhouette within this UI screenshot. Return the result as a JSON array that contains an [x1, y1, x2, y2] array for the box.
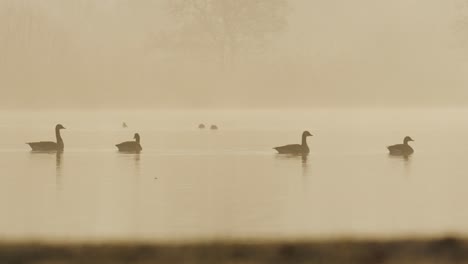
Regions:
[[274, 131, 313, 154], [210, 125, 218, 130], [198, 124, 205, 129], [27, 124, 66, 152], [387, 136, 414, 156], [116, 133, 142, 153]]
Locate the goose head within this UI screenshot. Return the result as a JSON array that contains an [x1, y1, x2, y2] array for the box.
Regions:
[[404, 136, 414, 144], [134, 133, 141, 143], [302, 131, 313, 137], [56, 124, 66, 130]]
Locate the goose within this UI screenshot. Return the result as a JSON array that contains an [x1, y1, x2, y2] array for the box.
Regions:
[[210, 125, 218, 130], [27, 124, 66, 152], [387, 136, 414, 156], [198, 124, 205, 129], [274, 131, 313, 154], [116, 133, 142, 152], [122, 122, 128, 128]]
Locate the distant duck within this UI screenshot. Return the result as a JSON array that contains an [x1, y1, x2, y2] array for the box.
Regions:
[[27, 124, 66, 152], [122, 122, 128, 128], [387, 136, 414, 156], [210, 125, 218, 130], [198, 124, 205, 129], [116, 133, 142, 153], [274, 131, 313, 154]]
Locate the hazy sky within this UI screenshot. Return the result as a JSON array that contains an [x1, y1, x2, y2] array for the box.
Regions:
[[1, 0, 468, 108]]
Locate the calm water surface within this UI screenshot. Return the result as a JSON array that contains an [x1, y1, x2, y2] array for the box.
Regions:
[[0, 108, 467, 242]]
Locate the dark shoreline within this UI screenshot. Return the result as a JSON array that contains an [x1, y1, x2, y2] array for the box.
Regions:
[[1, 237, 467, 264]]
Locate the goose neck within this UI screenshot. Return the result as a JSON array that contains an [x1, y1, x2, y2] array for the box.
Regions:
[[56, 128, 63, 146]]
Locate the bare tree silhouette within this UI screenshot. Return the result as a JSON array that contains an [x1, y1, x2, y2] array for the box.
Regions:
[[164, 0, 288, 65]]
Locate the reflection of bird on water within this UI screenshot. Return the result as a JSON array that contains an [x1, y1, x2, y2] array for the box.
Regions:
[[387, 136, 414, 156], [274, 152, 311, 178], [274, 131, 313, 154], [27, 124, 66, 152], [122, 122, 128, 128], [198, 124, 205, 129], [116, 133, 143, 153], [56, 151, 63, 188], [56, 151, 62, 168], [134, 153, 141, 177]]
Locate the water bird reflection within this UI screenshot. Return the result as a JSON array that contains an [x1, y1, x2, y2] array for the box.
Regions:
[[28, 151, 64, 189], [134, 153, 141, 177], [275, 153, 311, 178], [27, 124, 66, 152], [274, 131, 313, 154], [388, 153, 411, 161], [275, 153, 309, 163], [56, 152, 63, 188], [116, 133, 143, 153], [387, 151, 412, 177], [116, 152, 141, 178], [56, 151, 62, 169]]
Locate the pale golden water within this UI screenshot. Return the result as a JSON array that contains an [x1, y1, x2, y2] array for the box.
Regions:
[[0, 108, 467, 242]]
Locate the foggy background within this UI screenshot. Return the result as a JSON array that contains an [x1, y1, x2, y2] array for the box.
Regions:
[[1, 0, 468, 109]]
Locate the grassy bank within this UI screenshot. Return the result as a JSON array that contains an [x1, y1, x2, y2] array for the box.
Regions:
[[0, 237, 467, 264]]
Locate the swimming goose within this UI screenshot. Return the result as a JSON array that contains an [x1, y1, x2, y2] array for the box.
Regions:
[[116, 133, 142, 152], [27, 124, 66, 152], [198, 124, 205, 129], [274, 131, 313, 154], [210, 125, 218, 130], [387, 136, 414, 156]]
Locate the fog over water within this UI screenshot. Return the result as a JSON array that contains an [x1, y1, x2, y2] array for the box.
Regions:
[[1, 108, 468, 242], [2, 0, 468, 244], [1, 0, 468, 108]]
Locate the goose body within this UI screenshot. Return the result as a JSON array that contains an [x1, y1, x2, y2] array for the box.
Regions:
[[198, 124, 205, 129], [387, 136, 414, 156], [274, 131, 312, 154], [116, 133, 142, 152], [210, 125, 218, 130], [27, 124, 65, 152]]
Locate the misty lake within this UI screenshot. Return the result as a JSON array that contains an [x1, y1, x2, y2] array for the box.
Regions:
[[0, 108, 467, 242]]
